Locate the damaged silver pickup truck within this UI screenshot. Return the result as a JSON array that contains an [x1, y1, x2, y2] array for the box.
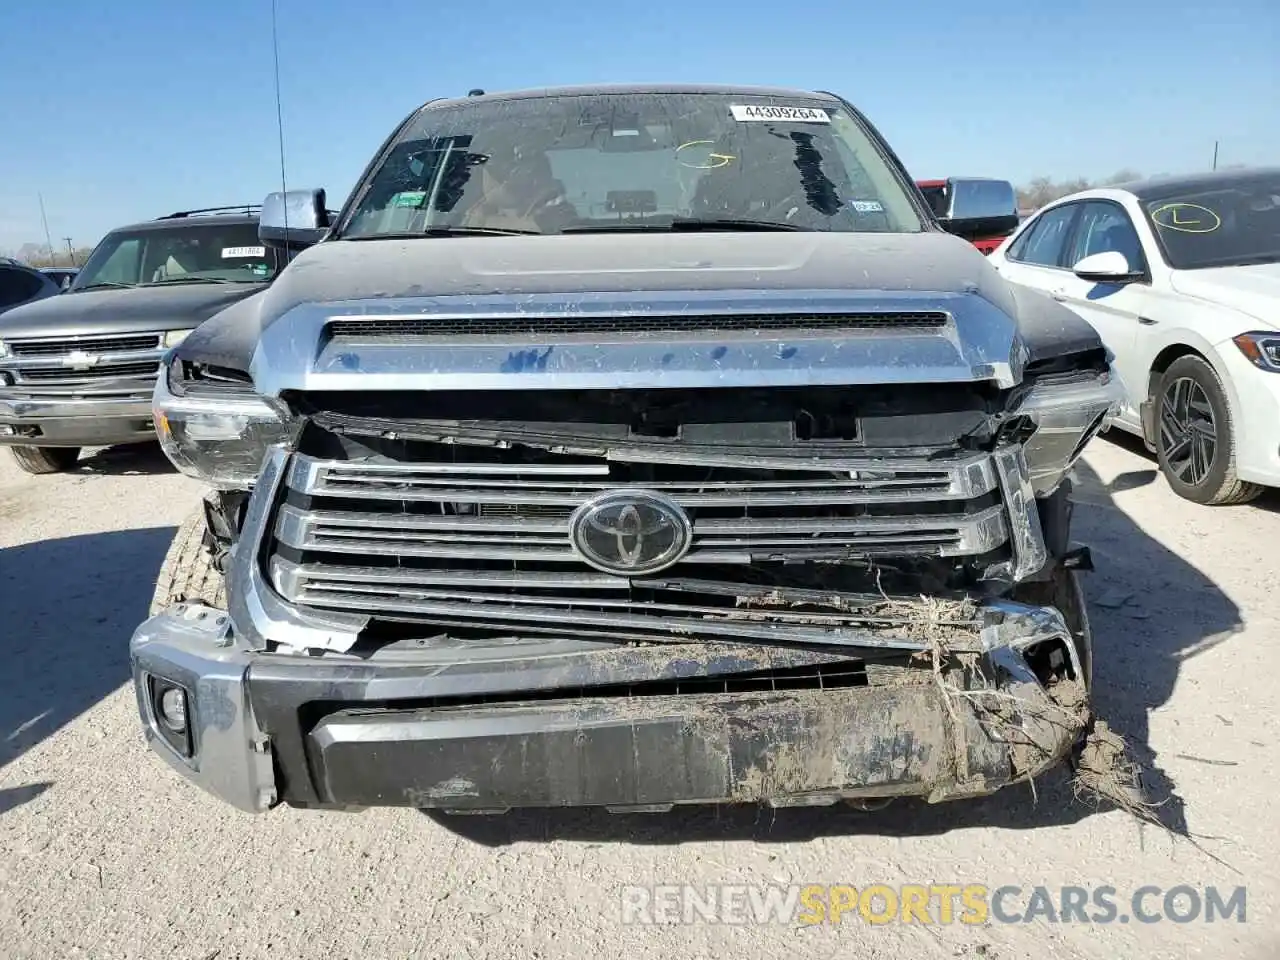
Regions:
[[131, 84, 1122, 814]]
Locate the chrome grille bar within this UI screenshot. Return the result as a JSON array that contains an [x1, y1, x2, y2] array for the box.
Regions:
[[267, 558, 955, 651], [273, 502, 1007, 562], [286, 452, 997, 505]]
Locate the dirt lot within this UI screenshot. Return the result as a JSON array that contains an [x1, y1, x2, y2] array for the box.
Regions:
[[0, 436, 1277, 959]]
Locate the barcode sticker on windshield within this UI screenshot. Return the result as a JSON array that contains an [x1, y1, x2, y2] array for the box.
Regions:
[[850, 200, 884, 213], [221, 246, 265, 259], [730, 105, 830, 123]]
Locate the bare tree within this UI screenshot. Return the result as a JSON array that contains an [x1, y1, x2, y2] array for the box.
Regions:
[[1016, 171, 1144, 212], [6, 243, 97, 269]]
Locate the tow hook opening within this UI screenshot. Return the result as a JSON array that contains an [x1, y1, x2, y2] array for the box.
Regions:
[[1022, 636, 1079, 687], [0, 424, 41, 438]]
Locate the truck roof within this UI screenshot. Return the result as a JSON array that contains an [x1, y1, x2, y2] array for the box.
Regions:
[[424, 83, 842, 111], [108, 207, 261, 236]]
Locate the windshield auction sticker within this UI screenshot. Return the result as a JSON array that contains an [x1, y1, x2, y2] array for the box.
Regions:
[[221, 246, 266, 259], [730, 104, 830, 123]]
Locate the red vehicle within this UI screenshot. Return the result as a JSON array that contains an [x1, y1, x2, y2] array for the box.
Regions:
[[917, 177, 1018, 254]]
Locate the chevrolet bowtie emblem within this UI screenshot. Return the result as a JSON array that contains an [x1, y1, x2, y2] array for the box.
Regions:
[[64, 350, 101, 371]]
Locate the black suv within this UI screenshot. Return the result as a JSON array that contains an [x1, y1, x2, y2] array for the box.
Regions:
[[0, 206, 286, 474]]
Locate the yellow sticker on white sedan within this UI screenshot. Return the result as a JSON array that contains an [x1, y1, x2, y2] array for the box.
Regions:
[[730, 104, 830, 123], [1149, 203, 1221, 234]]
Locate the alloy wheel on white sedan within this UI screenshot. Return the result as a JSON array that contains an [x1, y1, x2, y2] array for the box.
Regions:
[[1154, 355, 1264, 506], [1159, 377, 1217, 487]]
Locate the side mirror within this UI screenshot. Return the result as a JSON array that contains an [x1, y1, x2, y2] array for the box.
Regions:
[[1072, 251, 1142, 283], [935, 178, 1020, 239], [259, 188, 331, 250]]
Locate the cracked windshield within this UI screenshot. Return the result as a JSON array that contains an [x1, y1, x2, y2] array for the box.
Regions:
[[342, 93, 923, 236]]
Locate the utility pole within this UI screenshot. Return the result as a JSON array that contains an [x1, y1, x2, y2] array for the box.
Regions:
[[1212, 141, 1219, 171], [38, 192, 56, 266], [63, 238, 76, 266]]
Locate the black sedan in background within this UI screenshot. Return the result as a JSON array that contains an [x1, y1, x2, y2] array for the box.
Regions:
[[0, 261, 61, 315]]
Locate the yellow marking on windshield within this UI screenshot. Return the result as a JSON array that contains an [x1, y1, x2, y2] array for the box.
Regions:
[[676, 140, 736, 170], [1151, 202, 1221, 234]]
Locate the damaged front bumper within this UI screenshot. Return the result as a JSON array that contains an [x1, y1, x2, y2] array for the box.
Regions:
[[129, 593, 1090, 814]]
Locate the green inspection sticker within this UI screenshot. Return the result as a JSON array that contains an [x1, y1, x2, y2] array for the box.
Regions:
[[392, 190, 427, 208]]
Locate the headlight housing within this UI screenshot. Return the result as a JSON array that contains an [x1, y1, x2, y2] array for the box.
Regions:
[[154, 357, 298, 488], [1232, 332, 1280, 372], [1010, 367, 1125, 496], [162, 329, 192, 348], [0, 340, 9, 359]]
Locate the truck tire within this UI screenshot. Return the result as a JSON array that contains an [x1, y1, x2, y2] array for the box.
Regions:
[[10, 445, 80, 474], [150, 508, 227, 617], [1154, 355, 1263, 506]]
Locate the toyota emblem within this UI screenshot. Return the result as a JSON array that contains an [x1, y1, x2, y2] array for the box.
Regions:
[[568, 490, 692, 576]]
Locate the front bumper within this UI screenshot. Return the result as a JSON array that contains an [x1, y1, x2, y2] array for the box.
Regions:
[[0, 393, 156, 446], [1213, 343, 1280, 487], [130, 597, 1090, 814]]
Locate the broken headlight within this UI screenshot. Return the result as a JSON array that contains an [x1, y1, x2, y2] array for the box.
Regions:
[[153, 357, 299, 489], [1011, 368, 1124, 496]]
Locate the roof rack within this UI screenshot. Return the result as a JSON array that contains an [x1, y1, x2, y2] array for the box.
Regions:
[[157, 204, 262, 220]]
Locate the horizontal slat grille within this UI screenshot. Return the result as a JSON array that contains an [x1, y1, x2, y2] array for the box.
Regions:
[[326, 311, 949, 340], [265, 446, 1007, 646], [17, 361, 159, 382], [6, 333, 161, 356]]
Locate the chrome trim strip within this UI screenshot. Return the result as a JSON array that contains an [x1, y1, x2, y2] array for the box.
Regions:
[[270, 558, 630, 593], [288, 451, 999, 504], [992, 445, 1048, 581], [250, 288, 1023, 395], [3, 349, 164, 370], [271, 591, 942, 653]]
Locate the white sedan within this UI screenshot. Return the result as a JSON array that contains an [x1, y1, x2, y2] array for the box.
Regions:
[[988, 168, 1280, 505]]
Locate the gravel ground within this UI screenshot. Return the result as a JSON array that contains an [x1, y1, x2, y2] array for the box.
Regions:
[[1, 436, 1277, 959]]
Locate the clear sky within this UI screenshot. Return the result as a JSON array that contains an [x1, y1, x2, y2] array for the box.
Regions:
[[0, 0, 1275, 253]]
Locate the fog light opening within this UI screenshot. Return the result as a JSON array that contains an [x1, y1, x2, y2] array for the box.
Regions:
[[148, 676, 194, 757], [158, 686, 188, 733]]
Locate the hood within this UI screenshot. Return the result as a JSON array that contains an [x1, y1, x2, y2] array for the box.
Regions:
[[176, 231, 1102, 392], [0, 281, 268, 340], [1169, 263, 1280, 329], [269, 230, 1019, 312]]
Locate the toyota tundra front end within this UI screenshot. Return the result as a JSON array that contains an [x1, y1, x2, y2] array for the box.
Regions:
[[129, 84, 1120, 814]]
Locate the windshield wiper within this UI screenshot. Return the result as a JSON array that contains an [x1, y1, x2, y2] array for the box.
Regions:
[[72, 281, 133, 291], [561, 218, 809, 233], [144, 277, 238, 285], [346, 226, 542, 240]]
